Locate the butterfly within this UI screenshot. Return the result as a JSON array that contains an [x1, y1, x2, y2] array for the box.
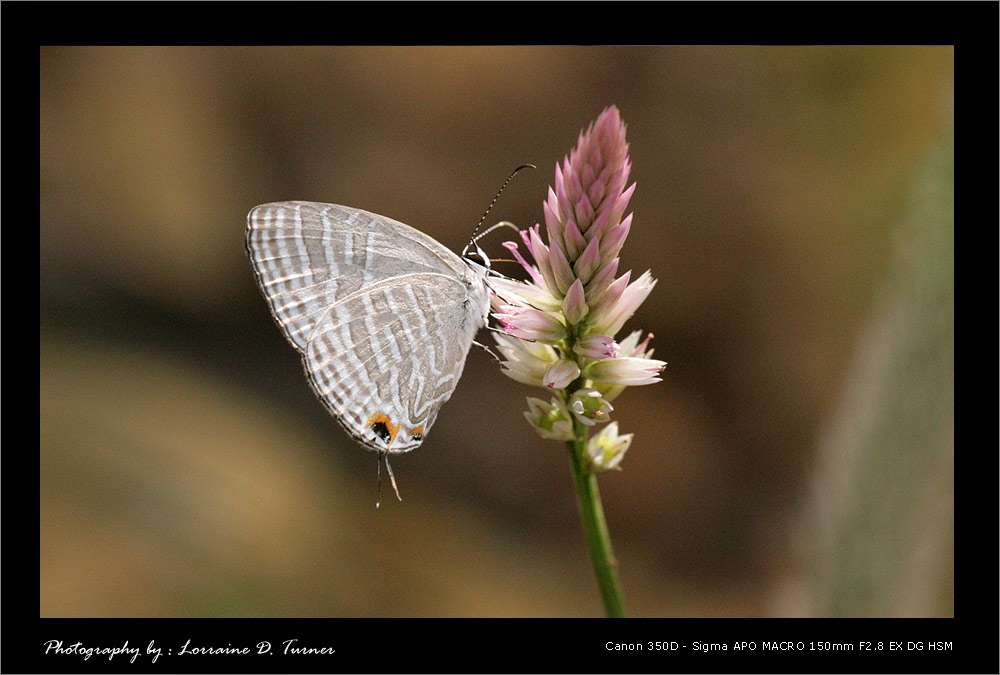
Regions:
[[246, 201, 495, 499]]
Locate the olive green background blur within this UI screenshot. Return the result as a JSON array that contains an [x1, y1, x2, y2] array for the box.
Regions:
[[40, 46, 954, 617]]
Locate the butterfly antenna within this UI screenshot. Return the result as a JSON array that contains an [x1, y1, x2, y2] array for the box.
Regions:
[[468, 164, 535, 249], [473, 220, 521, 244]]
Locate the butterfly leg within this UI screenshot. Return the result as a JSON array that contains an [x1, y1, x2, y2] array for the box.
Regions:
[[472, 339, 503, 365], [484, 324, 538, 344], [485, 267, 519, 283]]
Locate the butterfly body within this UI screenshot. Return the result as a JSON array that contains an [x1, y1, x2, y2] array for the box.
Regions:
[[247, 201, 490, 454]]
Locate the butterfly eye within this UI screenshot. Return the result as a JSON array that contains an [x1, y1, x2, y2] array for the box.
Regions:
[[462, 240, 491, 269]]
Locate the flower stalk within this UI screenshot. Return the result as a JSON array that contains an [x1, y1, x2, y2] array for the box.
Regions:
[[492, 106, 664, 617], [568, 417, 628, 618]]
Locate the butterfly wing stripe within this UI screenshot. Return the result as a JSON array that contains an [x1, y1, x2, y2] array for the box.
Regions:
[[261, 271, 314, 288]]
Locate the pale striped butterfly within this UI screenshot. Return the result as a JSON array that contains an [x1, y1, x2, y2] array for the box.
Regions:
[[246, 167, 531, 502]]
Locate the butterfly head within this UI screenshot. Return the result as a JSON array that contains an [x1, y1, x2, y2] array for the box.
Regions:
[[461, 237, 492, 270]]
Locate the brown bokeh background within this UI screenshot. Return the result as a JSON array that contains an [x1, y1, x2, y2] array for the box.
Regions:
[[40, 46, 954, 617]]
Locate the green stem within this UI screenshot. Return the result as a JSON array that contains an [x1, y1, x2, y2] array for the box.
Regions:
[[567, 417, 628, 617]]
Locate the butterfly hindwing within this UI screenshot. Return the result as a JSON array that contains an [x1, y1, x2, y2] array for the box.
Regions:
[[304, 274, 483, 452]]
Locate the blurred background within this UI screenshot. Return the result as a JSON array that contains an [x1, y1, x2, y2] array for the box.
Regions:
[[40, 46, 954, 617]]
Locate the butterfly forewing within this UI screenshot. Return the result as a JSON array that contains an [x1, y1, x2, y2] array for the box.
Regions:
[[246, 201, 490, 454], [247, 202, 470, 353]]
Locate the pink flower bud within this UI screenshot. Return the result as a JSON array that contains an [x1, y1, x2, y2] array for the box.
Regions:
[[587, 356, 666, 387], [572, 233, 603, 286], [546, 233, 576, 296], [494, 333, 558, 387], [562, 219, 587, 261], [583, 257, 619, 305], [598, 212, 633, 269], [573, 334, 620, 360], [587, 270, 631, 328], [526, 225, 559, 296], [543, 358, 582, 390], [561, 279, 589, 326], [493, 305, 566, 342], [589, 271, 656, 338]]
